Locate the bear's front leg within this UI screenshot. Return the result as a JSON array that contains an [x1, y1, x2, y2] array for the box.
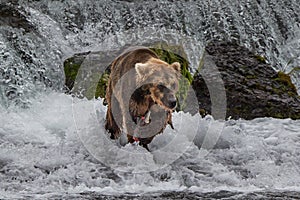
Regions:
[[105, 105, 121, 139]]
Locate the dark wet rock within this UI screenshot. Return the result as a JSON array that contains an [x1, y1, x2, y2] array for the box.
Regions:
[[28, 190, 300, 200], [192, 41, 300, 120], [0, 2, 35, 33]]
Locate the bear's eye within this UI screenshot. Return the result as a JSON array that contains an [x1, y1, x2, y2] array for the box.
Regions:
[[157, 84, 165, 90]]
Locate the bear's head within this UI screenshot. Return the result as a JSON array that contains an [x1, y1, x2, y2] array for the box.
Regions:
[[135, 59, 181, 111]]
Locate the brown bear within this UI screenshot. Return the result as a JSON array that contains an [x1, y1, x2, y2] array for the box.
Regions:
[[105, 46, 181, 150]]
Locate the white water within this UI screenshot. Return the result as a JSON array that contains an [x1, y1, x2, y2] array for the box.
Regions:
[[1, 0, 300, 198], [1, 92, 300, 198]]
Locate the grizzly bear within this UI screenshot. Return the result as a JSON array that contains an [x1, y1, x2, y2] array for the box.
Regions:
[[105, 47, 181, 150]]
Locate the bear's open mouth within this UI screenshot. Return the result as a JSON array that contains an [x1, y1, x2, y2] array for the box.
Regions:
[[144, 110, 151, 124], [135, 110, 151, 126], [132, 95, 174, 132], [134, 101, 168, 127]]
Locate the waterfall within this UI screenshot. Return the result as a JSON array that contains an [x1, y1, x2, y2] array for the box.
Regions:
[[1, 0, 299, 107]]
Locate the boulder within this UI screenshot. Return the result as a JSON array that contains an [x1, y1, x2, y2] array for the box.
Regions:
[[192, 41, 300, 120], [0, 2, 35, 33]]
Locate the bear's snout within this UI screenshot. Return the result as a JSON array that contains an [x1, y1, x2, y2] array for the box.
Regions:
[[166, 94, 177, 109]]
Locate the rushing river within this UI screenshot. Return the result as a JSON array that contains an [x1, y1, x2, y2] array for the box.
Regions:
[[1, 0, 300, 199]]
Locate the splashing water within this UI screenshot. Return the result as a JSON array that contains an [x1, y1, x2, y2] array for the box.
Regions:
[[1, 92, 300, 198]]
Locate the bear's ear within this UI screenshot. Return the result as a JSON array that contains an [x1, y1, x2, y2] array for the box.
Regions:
[[171, 62, 181, 72], [135, 63, 148, 78]]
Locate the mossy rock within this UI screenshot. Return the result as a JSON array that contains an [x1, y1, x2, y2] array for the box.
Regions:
[[254, 55, 267, 63], [273, 71, 298, 95], [63, 52, 110, 100], [64, 54, 85, 91], [192, 41, 300, 120]]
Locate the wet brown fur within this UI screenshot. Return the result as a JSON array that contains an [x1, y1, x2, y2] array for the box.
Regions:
[[105, 47, 180, 149]]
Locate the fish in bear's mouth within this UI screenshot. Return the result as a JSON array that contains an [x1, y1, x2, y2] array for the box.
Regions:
[[133, 96, 176, 127]]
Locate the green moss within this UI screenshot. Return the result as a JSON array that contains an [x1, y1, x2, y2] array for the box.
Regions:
[[63, 55, 109, 99], [63, 58, 82, 91], [274, 71, 297, 94], [232, 107, 241, 115], [272, 112, 284, 119], [254, 55, 266, 63], [287, 91, 296, 97], [264, 104, 281, 118], [271, 87, 281, 95], [199, 108, 207, 116], [250, 82, 265, 90], [84, 72, 109, 99], [95, 72, 110, 99], [264, 101, 300, 119], [246, 75, 257, 79]]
